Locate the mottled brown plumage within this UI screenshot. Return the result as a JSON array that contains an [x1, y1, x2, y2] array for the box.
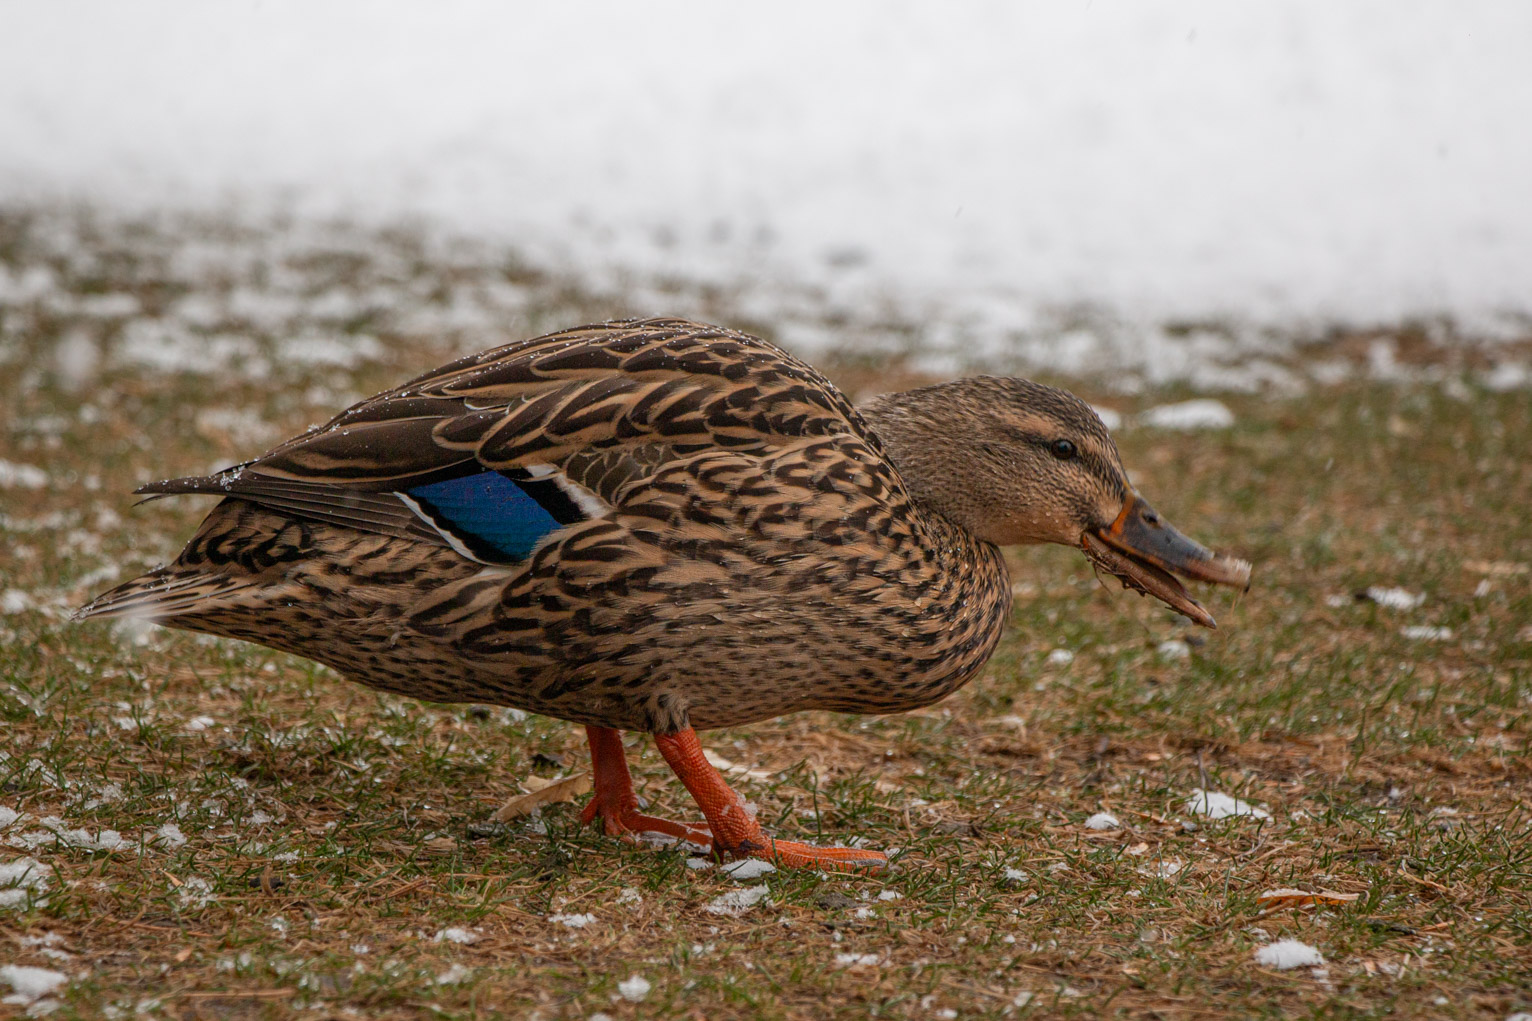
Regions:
[[79, 317, 1249, 868]]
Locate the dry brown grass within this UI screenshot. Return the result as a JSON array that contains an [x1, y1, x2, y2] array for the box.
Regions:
[[1, 207, 1529, 1019]]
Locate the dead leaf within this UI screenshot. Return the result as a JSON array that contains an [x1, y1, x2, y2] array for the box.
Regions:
[[492, 772, 592, 822], [1463, 559, 1528, 577], [933, 818, 982, 837], [1257, 888, 1362, 912], [703, 748, 774, 781]]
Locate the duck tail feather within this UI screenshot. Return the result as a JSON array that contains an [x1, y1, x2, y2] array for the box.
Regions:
[[73, 569, 252, 623]]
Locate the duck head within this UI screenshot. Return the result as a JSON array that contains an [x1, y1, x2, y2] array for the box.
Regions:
[[859, 376, 1251, 628]]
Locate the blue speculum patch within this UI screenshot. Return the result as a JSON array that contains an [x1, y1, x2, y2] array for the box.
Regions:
[[405, 471, 566, 560]]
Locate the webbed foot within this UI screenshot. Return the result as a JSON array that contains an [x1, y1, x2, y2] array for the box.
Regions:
[[654, 726, 887, 873]]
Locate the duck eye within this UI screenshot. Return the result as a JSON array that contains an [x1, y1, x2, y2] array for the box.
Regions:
[[1050, 439, 1077, 460]]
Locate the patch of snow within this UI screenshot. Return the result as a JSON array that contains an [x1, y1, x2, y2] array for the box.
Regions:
[[0, 857, 51, 909], [1254, 939, 1325, 970], [616, 887, 642, 905], [1482, 362, 1532, 391], [1157, 640, 1191, 661], [1140, 860, 1184, 879], [704, 884, 771, 916], [13, 818, 126, 852], [1090, 406, 1123, 432], [110, 618, 160, 648], [0, 965, 67, 1005], [1047, 648, 1074, 666], [834, 953, 882, 967], [193, 407, 278, 445], [0, 807, 21, 829], [1137, 400, 1235, 430], [617, 974, 651, 1002], [0, 460, 48, 489], [279, 333, 383, 368], [435, 963, 471, 985], [721, 859, 776, 881], [1084, 812, 1121, 830], [1, 591, 35, 615], [183, 716, 216, 732], [152, 823, 187, 849], [1003, 867, 1030, 882], [1401, 625, 1453, 641], [18, 934, 69, 967], [684, 857, 714, 871], [1364, 587, 1425, 610], [81, 782, 124, 810], [548, 912, 597, 929], [113, 320, 263, 376], [877, 889, 902, 901], [433, 927, 479, 945], [1185, 789, 1271, 821], [176, 877, 215, 909]]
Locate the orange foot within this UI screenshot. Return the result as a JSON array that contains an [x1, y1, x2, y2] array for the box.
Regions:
[[579, 725, 712, 850], [654, 727, 888, 872]]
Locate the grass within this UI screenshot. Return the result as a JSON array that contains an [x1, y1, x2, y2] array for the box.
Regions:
[[1, 206, 1529, 1019]]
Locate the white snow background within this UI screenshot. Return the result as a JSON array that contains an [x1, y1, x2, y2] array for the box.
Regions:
[[2, 1, 1530, 367]]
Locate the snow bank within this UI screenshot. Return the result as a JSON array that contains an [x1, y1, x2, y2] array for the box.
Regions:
[[3, 3, 1531, 373]]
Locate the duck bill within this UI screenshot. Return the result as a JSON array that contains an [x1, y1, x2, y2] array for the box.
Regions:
[[1081, 494, 1252, 629]]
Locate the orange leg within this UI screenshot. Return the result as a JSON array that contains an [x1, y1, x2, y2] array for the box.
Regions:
[[654, 726, 887, 872], [578, 725, 712, 849]]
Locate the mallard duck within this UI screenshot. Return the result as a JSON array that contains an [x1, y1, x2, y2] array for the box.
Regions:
[[79, 317, 1250, 870]]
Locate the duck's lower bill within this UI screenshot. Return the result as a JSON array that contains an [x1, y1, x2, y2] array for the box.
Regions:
[[1082, 494, 1252, 629]]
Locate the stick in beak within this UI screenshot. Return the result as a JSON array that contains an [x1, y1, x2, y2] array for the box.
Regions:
[[1081, 494, 1252, 628]]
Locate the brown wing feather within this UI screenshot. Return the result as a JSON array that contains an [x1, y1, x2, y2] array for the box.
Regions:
[[243, 318, 869, 488], [135, 476, 448, 547]]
